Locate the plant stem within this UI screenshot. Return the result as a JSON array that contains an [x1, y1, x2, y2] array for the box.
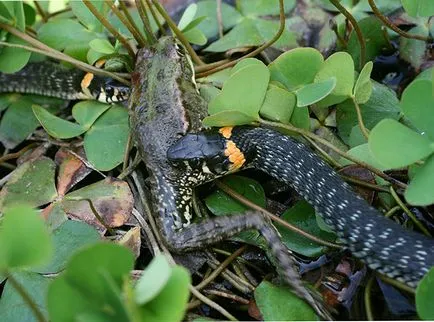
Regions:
[[352, 97, 370, 139], [329, 0, 366, 69], [135, 0, 157, 43], [389, 186, 431, 237], [368, 0, 431, 42], [82, 0, 135, 58], [106, 0, 146, 47]]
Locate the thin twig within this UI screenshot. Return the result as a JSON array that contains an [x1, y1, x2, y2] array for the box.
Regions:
[[216, 0, 224, 38], [33, 1, 47, 22], [195, 246, 247, 291], [145, 0, 165, 37], [189, 286, 238, 321], [204, 289, 250, 304], [119, 0, 147, 46], [0, 143, 38, 165], [368, 0, 431, 42], [364, 275, 375, 321], [106, 0, 146, 47], [136, 0, 157, 43], [82, 0, 135, 58]]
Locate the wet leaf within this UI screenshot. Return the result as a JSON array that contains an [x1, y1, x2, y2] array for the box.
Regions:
[[0, 272, 52, 321], [0, 157, 57, 211], [276, 201, 336, 257], [255, 281, 318, 321], [62, 177, 133, 231]]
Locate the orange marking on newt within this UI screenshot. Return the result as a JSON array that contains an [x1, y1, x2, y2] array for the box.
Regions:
[[224, 140, 245, 172], [81, 72, 94, 90], [219, 126, 233, 139]]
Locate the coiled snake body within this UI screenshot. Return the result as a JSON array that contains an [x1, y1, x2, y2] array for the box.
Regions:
[[1, 38, 433, 317]]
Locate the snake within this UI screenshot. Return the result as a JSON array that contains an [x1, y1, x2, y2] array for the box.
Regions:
[[1, 37, 433, 317]]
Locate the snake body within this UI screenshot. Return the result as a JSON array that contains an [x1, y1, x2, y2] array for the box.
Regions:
[[168, 126, 434, 287]]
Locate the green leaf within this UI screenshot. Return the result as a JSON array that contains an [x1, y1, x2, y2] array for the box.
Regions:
[[405, 154, 434, 206], [260, 86, 296, 123], [64, 243, 134, 305], [400, 79, 434, 141], [205, 176, 266, 216], [314, 52, 354, 107], [89, 39, 115, 55], [208, 60, 269, 120], [354, 61, 373, 104], [32, 105, 86, 139], [344, 143, 389, 171], [0, 205, 52, 270], [0, 97, 40, 149], [276, 201, 336, 257], [336, 81, 400, 145], [0, 157, 57, 211], [202, 110, 258, 127], [134, 255, 172, 305], [0, 272, 52, 322], [84, 106, 129, 171], [416, 267, 434, 319], [72, 101, 111, 130], [369, 119, 433, 169], [139, 266, 191, 322], [183, 27, 207, 46], [402, 0, 434, 17], [255, 281, 318, 321], [295, 77, 336, 107], [269, 47, 324, 91], [178, 3, 198, 30], [0, 34, 31, 73], [34, 221, 100, 274], [347, 17, 390, 70], [290, 106, 310, 130]]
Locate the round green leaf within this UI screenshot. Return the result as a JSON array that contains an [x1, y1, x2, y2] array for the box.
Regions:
[[238, 0, 295, 16], [405, 154, 434, 206], [314, 52, 354, 107], [344, 143, 388, 171], [276, 201, 336, 257], [72, 101, 111, 130], [84, 106, 129, 171], [260, 86, 296, 122], [290, 106, 310, 130], [64, 243, 134, 304], [178, 3, 198, 30], [269, 47, 324, 90], [0, 97, 40, 149], [0, 205, 52, 269], [401, 79, 434, 141], [416, 267, 434, 319], [134, 255, 172, 305], [369, 119, 433, 169], [400, 25, 430, 69], [295, 77, 336, 107], [208, 61, 269, 119], [0, 35, 31, 73], [354, 61, 373, 104], [89, 39, 115, 55], [33, 105, 86, 139], [255, 281, 318, 321], [183, 28, 207, 46], [205, 176, 266, 216], [70, 0, 109, 32], [0, 157, 57, 211], [139, 266, 191, 322]]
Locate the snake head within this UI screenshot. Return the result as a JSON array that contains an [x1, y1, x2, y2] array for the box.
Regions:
[[167, 132, 231, 175], [99, 79, 130, 103]]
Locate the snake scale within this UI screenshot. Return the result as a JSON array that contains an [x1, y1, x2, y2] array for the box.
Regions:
[[1, 37, 433, 317]]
